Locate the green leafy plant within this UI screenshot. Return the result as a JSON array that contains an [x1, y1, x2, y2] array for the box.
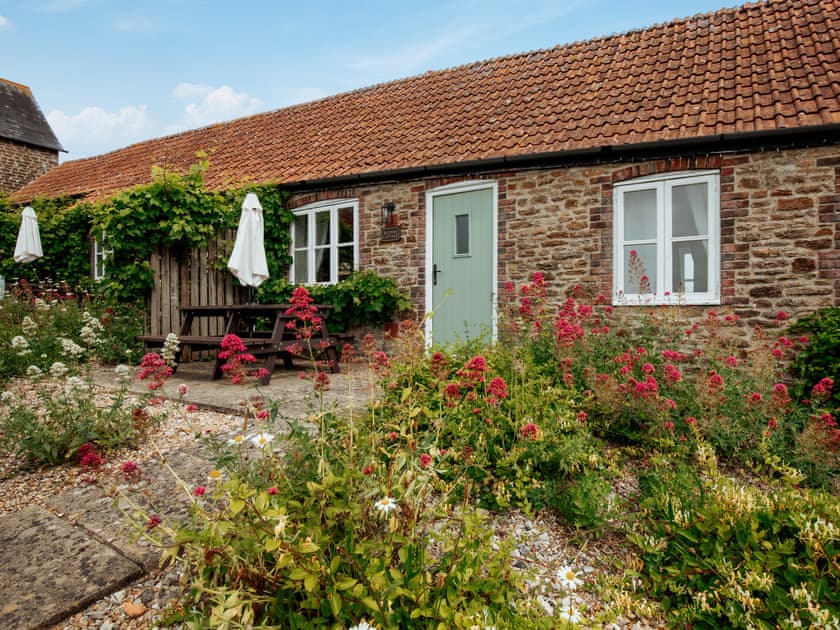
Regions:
[[632, 444, 840, 628], [258, 270, 412, 332], [0, 367, 152, 467], [789, 307, 840, 412]]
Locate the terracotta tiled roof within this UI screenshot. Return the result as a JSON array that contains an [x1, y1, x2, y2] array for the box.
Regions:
[[14, 0, 840, 203]]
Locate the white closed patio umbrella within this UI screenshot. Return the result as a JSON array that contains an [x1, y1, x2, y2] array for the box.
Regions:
[[14, 206, 43, 263], [227, 193, 269, 300]]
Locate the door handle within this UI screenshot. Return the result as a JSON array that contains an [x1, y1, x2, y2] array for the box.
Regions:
[[433, 264, 441, 286]]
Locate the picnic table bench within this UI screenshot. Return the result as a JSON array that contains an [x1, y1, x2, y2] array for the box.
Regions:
[[139, 304, 340, 385]]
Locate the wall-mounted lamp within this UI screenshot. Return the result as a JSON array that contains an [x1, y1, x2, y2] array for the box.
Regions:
[[381, 201, 396, 227]]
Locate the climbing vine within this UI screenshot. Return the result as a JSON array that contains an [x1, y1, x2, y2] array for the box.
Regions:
[[92, 156, 291, 303], [2, 156, 292, 305], [0, 194, 93, 290]]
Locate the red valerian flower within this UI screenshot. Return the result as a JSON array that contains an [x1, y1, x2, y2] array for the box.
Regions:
[[147, 515, 162, 530], [520, 423, 539, 440], [776, 311, 789, 321], [685, 416, 698, 426], [267, 487, 278, 495], [419, 453, 432, 469], [486, 376, 508, 404], [193, 486, 206, 497]]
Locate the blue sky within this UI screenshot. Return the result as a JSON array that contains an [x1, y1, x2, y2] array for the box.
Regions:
[[1, 0, 734, 162]]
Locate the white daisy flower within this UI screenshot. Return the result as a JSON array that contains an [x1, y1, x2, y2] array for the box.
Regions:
[[250, 432, 274, 448], [557, 564, 584, 590], [227, 434, 246, 446], [558, 601, 582, 624], [374, 496, 397, 514], [349, 620, 377, 630]]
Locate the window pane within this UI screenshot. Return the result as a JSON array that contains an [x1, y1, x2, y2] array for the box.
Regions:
[[294, 251, 308, 283], [623, 189, 657, 240], [672, 183, 708, 237], [672, 241, 708, 293], [338, 245, 354, 280], [338, 207, 354, 244], [624, 244, 656, 293], [294, 215, 308, 246], [315, 248, 331, 283], [455, 213, 469, 255], [316, 211, 331, 245]]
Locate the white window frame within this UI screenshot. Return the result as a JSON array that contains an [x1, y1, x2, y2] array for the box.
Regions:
[[613, 170, 720, 305], [93, 231, 112, 281], [289, 198, 359, 285]]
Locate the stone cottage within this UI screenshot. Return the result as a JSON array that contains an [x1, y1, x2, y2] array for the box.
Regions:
[[0, 78, 63, 194], [13, 0, 840, 345]]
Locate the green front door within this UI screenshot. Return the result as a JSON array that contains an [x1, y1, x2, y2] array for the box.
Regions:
[[430, 186, 495, 346]]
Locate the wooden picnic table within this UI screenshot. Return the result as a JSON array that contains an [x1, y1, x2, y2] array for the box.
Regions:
[[139, 303, 340, 385]]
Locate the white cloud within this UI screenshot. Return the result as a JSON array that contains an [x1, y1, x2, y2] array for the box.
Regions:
[[0, 15, 12, 29], [47, 105, 151, 159], [172, 83, 263, 128]]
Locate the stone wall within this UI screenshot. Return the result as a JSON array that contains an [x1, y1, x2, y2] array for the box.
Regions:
[[288, 144, 840, 329], [0, 138, 58, 194]]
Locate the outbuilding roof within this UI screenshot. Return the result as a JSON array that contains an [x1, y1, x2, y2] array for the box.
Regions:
[[14, 0, 840, 203], [0, 78, 64, 153]]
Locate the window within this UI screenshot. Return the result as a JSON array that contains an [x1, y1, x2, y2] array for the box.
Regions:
[[613, 171, 719, 305], [290, 199, 358, 284], [93, 232, 112, 281]]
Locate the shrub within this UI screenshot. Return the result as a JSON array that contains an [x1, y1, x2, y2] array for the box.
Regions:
[[632, 445, 840, 628], [160, 412, 551, 628], [789, 307, 840, 412]]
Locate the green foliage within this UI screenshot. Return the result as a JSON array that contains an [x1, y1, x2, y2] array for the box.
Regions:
[[94, 158, 232, 302], [498, 273, 840, 489], [0, 370, 152, 467], [259, 270, 412, 331], [550, 469, 614, 529], [633, 448, 840, 628], [163, 411, 550, 628], [790, 307, 840, 411], [0, 195, 94, 290]]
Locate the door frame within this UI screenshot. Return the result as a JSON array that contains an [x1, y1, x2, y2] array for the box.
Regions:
[[424, 180, 498, 345]]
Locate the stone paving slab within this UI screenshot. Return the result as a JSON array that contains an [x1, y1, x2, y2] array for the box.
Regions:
[[0, 505, 143, 630], [47, 448, 213, 570]]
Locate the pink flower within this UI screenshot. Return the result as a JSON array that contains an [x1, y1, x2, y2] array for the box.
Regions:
[[178, 383, 189, 396], [363, 465, 373, 475], [389, 431, 398, 441], [419, 453, 432, 469], [641, 362, 655, 375], [767, 418, 778, 429], [576, 411, 588, 423], [520, 423, 539, 440], [193, 486, 206, 497], [486, 376, 508, 404], [256, 409, 270, 420], [120, 461, 137, 474], [749, 392, 764, 404], [267, 487, 278, 495], [724, 355, 738, 368], [663, 420, 675, 433], [811, 377, 834, 399], [186, 403, 199, 412], [685, 416, 697, 426], [147, 515, 162, 530], [776, 311, 788, 321]]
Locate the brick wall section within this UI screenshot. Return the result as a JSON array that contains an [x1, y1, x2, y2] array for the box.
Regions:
[[0, 138, 58, 194], [289, 145, 840, 329]]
